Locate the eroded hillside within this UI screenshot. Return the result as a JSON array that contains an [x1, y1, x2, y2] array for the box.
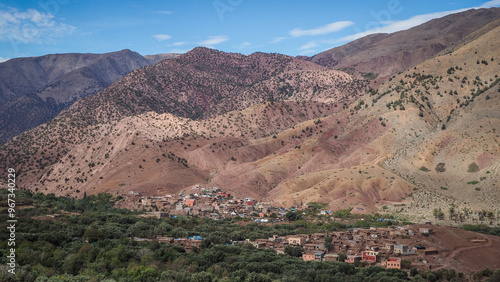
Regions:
[[1, 22, 499, 224]]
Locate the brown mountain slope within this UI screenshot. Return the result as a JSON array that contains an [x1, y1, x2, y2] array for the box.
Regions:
[[375, 24, 500, 219], [143, 53, 180, 64], [0, 49, 154, 145], [1, 24, 499, 222], [262, 24, 500, 217], [309, 7, 500, 78], [0, 48, 367, 200], [66, 47, 363, 123], [0, 49, 150, 105]]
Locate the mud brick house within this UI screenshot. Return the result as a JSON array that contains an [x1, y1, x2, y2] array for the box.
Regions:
[[304, 243, 326, 252], [345, 255, 362, 264], [251, 239, 267, 249], [185, 198, 195, 207], [302, 252, 316, 261], [382, 257, 401, 269], [323, 253, 339, 261], [315, 252, 325, 262], [419, 227, 433, 234], [394, 244, 415, 255], [288, 236, 307, 246]]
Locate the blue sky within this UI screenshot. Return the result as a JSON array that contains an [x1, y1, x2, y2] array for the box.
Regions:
[[1, 0, 499, 62]]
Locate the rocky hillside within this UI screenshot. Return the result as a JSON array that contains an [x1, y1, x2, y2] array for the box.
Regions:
[[0, 47, 369, 203], [66, 47, 364, 123], [144, 53, 180, 64], [0, 49, 167, 145], [1, 10, 499, 224], [309, 8, 500, 78]]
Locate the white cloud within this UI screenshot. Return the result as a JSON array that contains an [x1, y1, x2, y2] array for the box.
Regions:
[[198, 35, 229, 46], [0, 57, 9, 63], [270, 36, 287, 43], [290, 21, 354, 37], [339, 0, 500, 43], [234, 41, 252, 49], [166, 41, 187, 47], [152, 34, 172, 41], [0, 7, 75, 44], [480, 0, 500, 8], [299, 41, 318, 50], [339, 9, 469, 42]]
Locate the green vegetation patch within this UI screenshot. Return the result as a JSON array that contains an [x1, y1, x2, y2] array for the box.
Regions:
[[468, 162, 480, 173], [419, 166, 431, 172], [363, 72, 378, 80], [435, 163, 446, 173]]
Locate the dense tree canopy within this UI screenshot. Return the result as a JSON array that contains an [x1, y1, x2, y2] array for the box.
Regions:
[[0, 189, 495, 281]]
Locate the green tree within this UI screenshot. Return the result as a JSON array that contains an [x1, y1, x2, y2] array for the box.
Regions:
[[324, 236, 333, 250], [127, 266, 159, 282], [284, 246, 303, 257], [433, 208, 444, 220], [245, 272, 272, 282], [83, 227, 102, 243], [285, 211, 303, 221], [338, 253, 347, 262]]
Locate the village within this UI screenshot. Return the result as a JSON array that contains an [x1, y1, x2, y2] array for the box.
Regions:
[[133, 221, 446, 272], [127, 186, 289, 220], [123, 186, 481, 273]]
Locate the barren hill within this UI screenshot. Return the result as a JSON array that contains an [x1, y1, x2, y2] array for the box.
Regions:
[[0, 47, 368, 201], [1, 12, 499, 224], [66, 47, 362, 123], [0, 50, 158, 145], [309, 8, 500, 78]]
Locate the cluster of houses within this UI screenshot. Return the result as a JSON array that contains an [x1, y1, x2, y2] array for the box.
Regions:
[[129, 187, 442, 270], [132, 224, 439, 271], [131, 186, 288, 220], [245, 226, 438, 270]]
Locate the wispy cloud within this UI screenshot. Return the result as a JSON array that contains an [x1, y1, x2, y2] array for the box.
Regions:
[[152, 34, 172, 41], [339, 0, 500, 43], [234, 41, 252, 49], [480, 0, 500, 8], [0, 57, 9, 63], [166, 41, 187, 47], [290, 21, 354, 37], [0, 7, 75, 44], [299, 41, 318, 50], [339, 9, 468, 42], [198, 35, 229, 46], [270, 36, 287, 43]]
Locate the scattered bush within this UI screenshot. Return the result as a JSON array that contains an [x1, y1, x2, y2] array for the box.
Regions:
[[435, 163, 446, 172], [468, 162, 479, 173], [419, 166, 431, 172]]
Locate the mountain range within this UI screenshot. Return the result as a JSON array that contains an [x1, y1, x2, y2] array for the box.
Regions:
[[0, 50, 178, 144], [308, 8, 500, 77], [1, 7, 499, 222]]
